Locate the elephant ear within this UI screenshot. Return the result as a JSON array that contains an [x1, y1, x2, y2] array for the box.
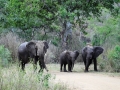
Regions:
[[93, 46, 104, 58], [43, 41, 49, 49], [26, 41, 36, 49], [82, 47, 87, 53], [26, 41, 37, 56], [74, 50, 79, 60]]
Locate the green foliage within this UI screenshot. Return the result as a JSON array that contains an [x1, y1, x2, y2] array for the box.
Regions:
[[0, 64, 67, 90], [108, 45, 120, 72], [38, 72, 51, 88], [110, 45, 120, 59], [90, 8, 120, 46], [89, 8, 120, 72], [4, 0, 58, 30], [51, 37, 60, 46], [0, 0, 8, 33], [92, 34, 101, 46], [99, 45, 120, 72], [0, 45, 12, 67], [0, 0, 118, 40]]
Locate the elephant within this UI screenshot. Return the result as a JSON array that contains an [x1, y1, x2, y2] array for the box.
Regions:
[[82, 45, 104, 72], [60, 50, 79, 72], [18, 40, 49, 72]]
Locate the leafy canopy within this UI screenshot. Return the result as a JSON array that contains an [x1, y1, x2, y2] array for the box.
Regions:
[[3, 0, 119, 31]]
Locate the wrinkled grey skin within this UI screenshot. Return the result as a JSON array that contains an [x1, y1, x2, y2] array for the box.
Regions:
[[60, 50, 79, 72], [82, 46, 104, 72], [18, 40, 49, 72]]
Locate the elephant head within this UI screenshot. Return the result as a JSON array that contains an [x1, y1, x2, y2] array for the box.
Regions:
[[60, 50, 79, 72], [82, 45, 104, 72], [18, 40, 49, 72], [26, 41, 37, 57], [26, 41, 49, 57]]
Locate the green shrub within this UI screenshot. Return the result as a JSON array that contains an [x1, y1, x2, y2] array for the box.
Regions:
[[99, 45, 120, 72], [51, 37, 60, 46], [0, 45, 12, 67], [0, 32, 23, 60], [89, 9, 120, 72], [108, 45, 120, 72], [0, 64, 68, 90]]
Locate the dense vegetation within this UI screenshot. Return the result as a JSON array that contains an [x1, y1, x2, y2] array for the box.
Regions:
[[88, 8, 120, 72], [0, 0, 120, 89], [0, 0, 120, 70]]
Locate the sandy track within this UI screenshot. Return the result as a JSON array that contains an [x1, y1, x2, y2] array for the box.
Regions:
[[51, 71, 120, 90]]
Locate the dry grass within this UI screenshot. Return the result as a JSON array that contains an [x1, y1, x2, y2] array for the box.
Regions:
[[0, 32, 23, 60], [0, 63, 120, 90], [0, 64, 68, 90]]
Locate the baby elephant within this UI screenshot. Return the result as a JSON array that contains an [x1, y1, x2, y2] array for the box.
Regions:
[[60, 50, 79, 72]]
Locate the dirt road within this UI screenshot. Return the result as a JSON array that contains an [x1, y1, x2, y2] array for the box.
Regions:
[[51, 71, 120, 90]]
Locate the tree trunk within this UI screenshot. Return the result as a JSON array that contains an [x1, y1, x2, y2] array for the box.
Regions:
[[60, 21, 72, 50]]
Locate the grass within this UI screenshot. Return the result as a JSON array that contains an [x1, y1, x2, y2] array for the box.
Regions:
[[0, 63, 120, 90], [0, 64, 68, 90]]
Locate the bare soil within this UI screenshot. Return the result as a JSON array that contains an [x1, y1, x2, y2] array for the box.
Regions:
[[49, 64, 120, 90]]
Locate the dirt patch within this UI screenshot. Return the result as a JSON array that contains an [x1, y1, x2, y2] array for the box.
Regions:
[[51, 71, 120, 90]]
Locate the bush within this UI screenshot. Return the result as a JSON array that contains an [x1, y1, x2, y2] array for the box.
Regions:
[[0, 45, 12, 67], [99, 45, 120, 72], [108, 45, 120, 72], [88, 9, 120, 72], [0, 64, 68, 90], [0, 32, 23, 61]]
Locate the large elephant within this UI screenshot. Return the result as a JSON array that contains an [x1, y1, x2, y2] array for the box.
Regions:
[[18, 40, 49, 72], [60, 50, 79, 72], [82, 45, 104, 72]]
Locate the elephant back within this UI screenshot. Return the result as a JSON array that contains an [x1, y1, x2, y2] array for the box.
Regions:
[[60, 50, 70, 60], [18, 42, 28, 53]]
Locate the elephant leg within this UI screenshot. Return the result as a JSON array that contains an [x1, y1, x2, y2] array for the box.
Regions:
[[70, 64, 72, 72], [60, 63, 63, 72], [41, 57, 48, 72], [38, 57, 48, 72], [71, 63, 74, 71], [68, 64, 71, 72], [85, 58, 91, 72], [94, 59, 98, 71], [86, 59, 92, 69], [18, 60, 21, 67], [44, 63, 48, 72], [33, 60, 37, 71], [82, 56, 86, 69], [33, 56, 38, 71], [68, 62, 72, 72], [38, 60, 43, 72], [64, 64, 67, 72], [21, 62, 25, 71]]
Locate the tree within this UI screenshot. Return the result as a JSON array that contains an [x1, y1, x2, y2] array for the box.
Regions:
[[3, 0, 120, 47]]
